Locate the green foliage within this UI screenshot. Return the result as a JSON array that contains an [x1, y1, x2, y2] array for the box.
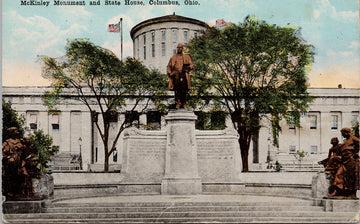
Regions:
[[275, 160, 282, 172], [29, 130, 59, 174], [187, 16, 314, 145], [2, 100, 57, 174], [352, 121, 359, 138], [39, 38, 167, 172], [294, 150, 307, 161], [195, 111, 227, 130], [187, 16, 314, 171], [2, 100, 25, 141]]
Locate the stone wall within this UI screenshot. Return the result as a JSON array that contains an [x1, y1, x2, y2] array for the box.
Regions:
[[121, 126, 241, 183], [196, 129, 241, 182]]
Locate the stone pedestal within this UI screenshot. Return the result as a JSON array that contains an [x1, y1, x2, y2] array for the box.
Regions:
[[312, 172, 330, 199], [161, 109, 202, 195], [321, 198, 359, 212]]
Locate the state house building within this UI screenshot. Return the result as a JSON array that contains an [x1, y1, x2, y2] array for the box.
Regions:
[[130, 14, 209, 73], [2, 14, 359, 171]]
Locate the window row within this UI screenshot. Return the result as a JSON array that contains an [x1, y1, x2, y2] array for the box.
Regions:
[[26, 111, 163, 131], [140, 29, 198, 59], [28, 113, 60, 130], [289, 145, 318, 154], [26, 111, 229, 132], [289, 114, 359, 130]]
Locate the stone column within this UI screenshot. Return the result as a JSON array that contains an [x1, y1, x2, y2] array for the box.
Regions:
[[161, 109, 202, 194]]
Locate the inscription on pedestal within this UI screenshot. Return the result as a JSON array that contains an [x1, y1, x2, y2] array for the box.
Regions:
[[198, 141, 234, 159], [197, 138, 240, 182], [127, 139, 166, 181]]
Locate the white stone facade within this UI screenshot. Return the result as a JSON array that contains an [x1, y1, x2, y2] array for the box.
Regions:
[[130, 14, 208, 74], [2, 86, 359, 171], [255, 88, 360, 170]]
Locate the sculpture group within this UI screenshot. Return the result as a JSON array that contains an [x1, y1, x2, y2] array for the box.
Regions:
[[2, 127, 39, 200], [319, 128, 359, 199]]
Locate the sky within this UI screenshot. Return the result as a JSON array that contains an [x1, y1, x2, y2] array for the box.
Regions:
[[2, 0, 359, 88]]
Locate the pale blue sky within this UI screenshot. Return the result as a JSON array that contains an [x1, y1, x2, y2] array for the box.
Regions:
[[2, 0, 359, 87]]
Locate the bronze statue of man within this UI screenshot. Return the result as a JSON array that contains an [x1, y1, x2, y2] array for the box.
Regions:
[[167, 43, 194, 108]]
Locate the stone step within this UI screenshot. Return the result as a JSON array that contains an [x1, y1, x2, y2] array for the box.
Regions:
[[44, 205, 323, 213], [4, 211, 356, 219], [51, 200, 314, 208], [3, 215, 358, 224]]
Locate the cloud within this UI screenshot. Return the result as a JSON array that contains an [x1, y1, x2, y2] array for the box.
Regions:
[[349, 41, 360, 49], [326, 50, 353, 57], [102, 40, 133, 59], [315, 0, 358, 23], [5, 10, 91, 62]]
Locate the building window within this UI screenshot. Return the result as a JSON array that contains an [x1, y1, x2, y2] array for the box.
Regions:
[[146, 111, 161, 130], [161, 30, 166, 56], [95, 147, 98, 163], [184, 30, 188, 42], [161, 43, 166, 56], [151, 31, 155, 42], [210, 111, 226, 130], [172, 29, 177, 42], [109, 111, 118, 122], [143, 34, 146, 60], [161, 30, 166, 42], [195, 111, 226, 130], [51, 114, 60, 130], [113, 149, 118, 162], [136, 38, 140, 59], [30, 114, 37, 130], [194, 32, 198, 38], [125, 111, 139, 127], [310, 115, 317, 129], [352, 114, 359, 125], [289, 146, 296, 153], [311, 146, 318, 154], [152, 44, 155, 58], [173, 44, 177, 55], [331, 115, 338, 129], [151, 32, 155, 58], [143, 46, 146, 60]]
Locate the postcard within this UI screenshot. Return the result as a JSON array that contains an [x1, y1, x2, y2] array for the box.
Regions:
[[2, 0, 359, 223]]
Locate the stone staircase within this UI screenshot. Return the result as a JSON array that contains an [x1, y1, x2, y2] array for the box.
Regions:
[[3, 200, 359, 223], [49, 152, 82, 171]]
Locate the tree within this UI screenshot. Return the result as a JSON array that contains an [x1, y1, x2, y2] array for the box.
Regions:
[[2, 100, 58, 175], [2, 100, 25, 141], [30, 130, 59, 174], [187, 16, 314, 172], [40, 39, 167, 172]]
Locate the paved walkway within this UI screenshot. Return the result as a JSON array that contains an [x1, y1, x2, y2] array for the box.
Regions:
[[56, 194, 310, 204]]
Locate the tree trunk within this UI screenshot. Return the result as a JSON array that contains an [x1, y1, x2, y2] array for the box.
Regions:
[[237, 126, 252, 172], [104, 153, 109, 172], [238, 137, 250, 172]]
